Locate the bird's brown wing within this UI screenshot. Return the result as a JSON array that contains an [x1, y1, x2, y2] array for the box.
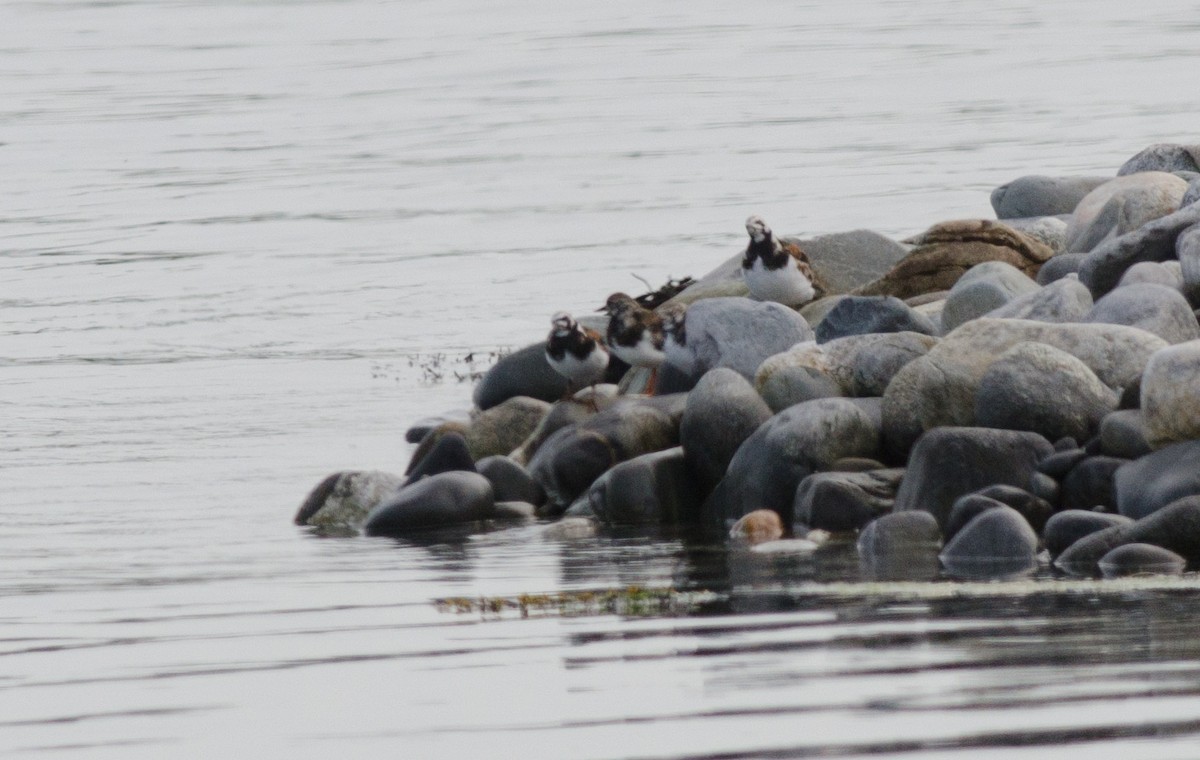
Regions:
[[782, 240, 828, 298]]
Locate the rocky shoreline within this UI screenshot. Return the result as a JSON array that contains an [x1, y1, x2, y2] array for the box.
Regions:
[[297, 142, 1200, 582]]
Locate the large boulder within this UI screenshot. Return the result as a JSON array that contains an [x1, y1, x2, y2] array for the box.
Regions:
[[706, 398, 881, 527], [1117, 260, 1185, 291], [1044, 510, 1133, 559], [1077, 202, 1200, 298], [881, 319, 1167, 455], [1084, 283, 1200, 345], [983, 275, 1094, 324], [475, 455, 545, 506], [1055, 496, 1200, 574], [1060, 455, 1125, 511], [990, 175, 1111, 219], [404, 430, 476, 483], [1142, 340, 1200, 447], [941, 262, 1041, 332], [974, 342, 1118, 442], [473, 342, 570, 410], [1117, 144, 1200, 176], [585, 447, 700, 526], [1099, 409, 1153, 460], [892, 427, 1053, 531], [1036, 253, 1088, 285], [295, 470, 404, 529], [848, 332, 940, 397], [793, 468, 904, 532], [813, 295, 936, 343], [1065, 172, 1189, 253], [465, 396, 553, 459], [939, 505, 1039, 578], [852, 219, 1054, 300], [1099, 543, 1187, 578], [1114, 440, 1200, 520], [363, 472, 494, 536], [662, 297, 813, 385], [680, 368, 772, 495]]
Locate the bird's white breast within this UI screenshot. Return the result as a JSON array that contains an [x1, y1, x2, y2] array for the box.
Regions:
[[743, 256, 815, 307], [610, 334, 665, 368]]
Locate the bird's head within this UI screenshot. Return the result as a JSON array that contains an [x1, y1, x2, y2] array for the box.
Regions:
[[550, 311, 576, 335], [745, 215, 771, 243]]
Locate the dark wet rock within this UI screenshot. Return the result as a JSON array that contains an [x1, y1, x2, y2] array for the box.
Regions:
[[1142, 341, 1200, 447], [680, 368, 772, 496], [1036, 253, 1088, 285], [404, 409, 472, 444], [974, 341, 1118, 443], [830, 457, 889, 472], [793, 468, 904, 533], [1054, 436, 1080, 451], [662, 297, 813, 386], [857, 511, 942, 559], [813, 295, 936, 343], [991, 175, 1110, 219], [465, 396, 553, 459], [586, 447, 700, 526], [295, 470, 405, 528], [1066, 172, 1189, 253], [527, 399, 680, 513], [510, 397, 605, 466], [1099, 543, 1187, 578], [729, 509, 785, 544], [1078, 202, 1200, 298], [941, 262, 1040, 332], [404, 431, 476, 485], [892, 427, 1052, 531], [363, 472, 494, 536], [1060, 455, 1125, 511], [1114, 440, 1200, 520], [1117, 144, 1200, 176], [1119, 378, 1142, 410], [940, 505, 1039, 570], [974, 484, 1054, 535], [1084, 283, 1200, 345], [1117, 260, 1185, 291], [881, 319, 1166, 455], [1099, 410, 1153, 460], [944, 494, 1006, 544], [798, 295, 846, 328], [1037, 448, 1088, 479], [1056, 496, 1200, 574], [1044, 510, 1133, 559], [475, 455, 545, 507], [1028, 472, 1061, 506], [404, 422, 469, 475], [473, 341, 570, 410], [1179, 224, 1200, 306], [984, 275, 1094, 323], [852, 219, 1054, 300], [706, 398, 882, 526]]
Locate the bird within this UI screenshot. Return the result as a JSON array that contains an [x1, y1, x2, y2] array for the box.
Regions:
[[658, 301, 693, 376], [545, 311, 609, 395], [741, 215, 823, 307], [601, 292, 665, 392]]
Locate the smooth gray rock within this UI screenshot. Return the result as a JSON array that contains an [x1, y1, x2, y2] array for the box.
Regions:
[[1118, 144, 1200, 176], [510, 396, 610, 466], [1099, 409, 1153, 460], [364, 472, 494, 536], [1117, 260, 1185, 291], [706, 398, 882, 526], [893, 427, 1053, 531], [1061, 455, 1125, 511], [1000, 216, 1071, 254], [941, 262, 1040, 332], [680, 368, 772, 495], [974, 342, 1119, 442], [814, 295, 936, 343], [793, 468, 904, 533], [1037, 447, 1088, 479], [465, 396, 553, 459], [984, 275, 1094, 323], [1115, 440, 1200, 520], [1078, 202, 1200, 298], [881, 319, 1168, 455], [1085, 283, 1200, 345], [1044, 510, 1133, 559], [849, 332, 940, 397], [991, 175, 1111, 219], [944, 494, 1006, 544], [473, 341, 570, 410], [586, 447, 700, 526], [1142, 340, 1200, 446], [1066, 172, 1189, 253], [974, 484, 1054, 535], [404, 432, 476, 485], [662, 297, 813, 385], [791, 229, 911, 295], [404, 409, 472, 444], [1036, 253, 1088, 285], [1185, 178, 1200, 208], [940, 505, 1039, 566], [295, 470, 405, 529], [1179, 224, 1200, 306], [1099, 543, 1187, 578], [476, 455, 545, 506], [1056, 496, 1200, 574], [1028, 472, 1061, 506], [857, 511, 942, 558]]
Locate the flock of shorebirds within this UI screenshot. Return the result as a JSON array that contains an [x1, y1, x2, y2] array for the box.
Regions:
[[545, 215, 823, 394]]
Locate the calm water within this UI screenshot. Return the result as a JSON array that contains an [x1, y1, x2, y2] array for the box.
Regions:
[[5, 1, 1200, 756]]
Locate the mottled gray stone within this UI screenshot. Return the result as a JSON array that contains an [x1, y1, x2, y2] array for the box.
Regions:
[[1085, 283, 1200, 345], [991, 175, 1110, 219], [680, 368, 772, 495], [1078, 202, 1200, 298], [941, 262, 1040, 332], [465, 396, 553, 459], [586, 447, 701, 526], [999, 216, 1071, 254], [1115, 440, 1200, 520], [857, 511, 942, 558], [1099, 409, 1153, 460], [1117, 260, 1185, 291], [850, 332, 940, 397], [364, 472, 494, 536], [1118, 144, 1200, 176], [1179, 224, 1200, 306], [1036, 253, 1088, 285], [295, 470, 405, 529], [984, 275, 1093, 323], [974, 342, 1118, 442], [1142, 340, 1200, 447], [793, 468, 904, 532], [1066, 172, 1189, 253], [814, 295, 936, 343]]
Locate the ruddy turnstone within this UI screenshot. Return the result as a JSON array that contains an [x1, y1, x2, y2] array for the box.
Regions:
[[658, 301, 692, 375], [602, 292, 665, 391], [741, 215, 822, 307], [545, 311, 609, 393]]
